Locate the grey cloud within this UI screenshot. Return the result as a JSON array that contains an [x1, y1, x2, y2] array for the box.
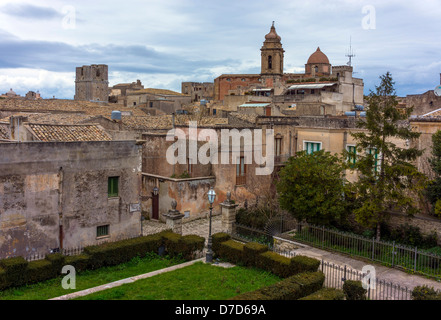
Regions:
[[1, 3, 63, 20]]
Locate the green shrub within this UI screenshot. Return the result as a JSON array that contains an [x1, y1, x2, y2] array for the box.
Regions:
[[218, 240, 245, 264], [84, 233, 166, 269], [287, 271, 325, 297], [0, 268, 8, 290], [243, 242, 268, 266], [45, 253, 66, 275], [64, 254, 91, 272], [0, 256, 28, 287], [343, 280, 367, 300], [230, 271, 325, 300], [179, 235, 205, 260], [26, 260, 54, 284], [411, 285, 441, 300], [212, 232, 231, 256], [300, 288, 345, 300], [290, 255, 320, 274], [256, 251, 292, 278]]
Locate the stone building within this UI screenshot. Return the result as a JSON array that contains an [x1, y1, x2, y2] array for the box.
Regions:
[[74, 64, 109, 102], [181, 82, 214, 102], [213, 23, 364, 116], [0, 140, 143, 259]]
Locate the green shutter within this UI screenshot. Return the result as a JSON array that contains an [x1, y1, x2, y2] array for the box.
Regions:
[[108, 177, 119, 197]]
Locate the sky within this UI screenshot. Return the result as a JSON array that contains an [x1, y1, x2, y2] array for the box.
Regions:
[[0, 0, 440, 99]]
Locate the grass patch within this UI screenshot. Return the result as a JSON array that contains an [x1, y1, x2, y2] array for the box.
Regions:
[[75, 261, 281, 300], [0, 252, 184, 300]]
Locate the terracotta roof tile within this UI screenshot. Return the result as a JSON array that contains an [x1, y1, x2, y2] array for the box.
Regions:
[[26, 123, 112, 142]]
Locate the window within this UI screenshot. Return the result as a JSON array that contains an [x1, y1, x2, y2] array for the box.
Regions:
[[108, 177, 119, 197], [367, 148, 380, 173], [314, 66, 319, 73], [268, 55, 272, 69], [149, 102, 153, 108], [275, 137, 282, 156], [97, 225, 109, 238], [236, 156, 246, 185], [304, 142, 321, 155], [347, 145, 357, 167], [213, 109, 217, 115]]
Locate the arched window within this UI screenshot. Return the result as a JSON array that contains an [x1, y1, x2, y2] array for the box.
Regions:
[[268, 56, 272, 69], [96, 69, 100, 77], [314, 66, 319, 73]]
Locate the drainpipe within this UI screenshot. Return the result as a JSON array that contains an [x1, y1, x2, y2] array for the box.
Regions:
[[58, 167, 64, 251]]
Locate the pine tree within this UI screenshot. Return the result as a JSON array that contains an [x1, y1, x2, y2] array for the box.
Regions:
[[426, 130, 441, 216], [350, 72, 426, 240]]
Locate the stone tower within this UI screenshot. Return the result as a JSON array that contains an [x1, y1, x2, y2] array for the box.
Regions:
[[260, 22, 284, 76], [260, 22, 284, 88], [75, 64, 109, 102]]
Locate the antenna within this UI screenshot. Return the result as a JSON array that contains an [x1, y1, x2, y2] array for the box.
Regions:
[[346, 36, 355, 67]]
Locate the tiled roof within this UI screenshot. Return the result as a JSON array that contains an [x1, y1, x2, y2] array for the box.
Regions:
[[26, 124, 112, 142], [121, 115, 229, 130], [229, 112, 259, 124], [0, 98, 147, 119], [127, 88, 189, 96], [422, 108, 441, 118]]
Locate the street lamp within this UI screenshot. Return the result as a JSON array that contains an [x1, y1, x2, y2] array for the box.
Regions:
[[206, 187, 216, 263], [153, 186, 159, 196]]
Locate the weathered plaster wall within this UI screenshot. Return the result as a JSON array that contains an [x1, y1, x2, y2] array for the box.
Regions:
[[0, 141, 142, 258]]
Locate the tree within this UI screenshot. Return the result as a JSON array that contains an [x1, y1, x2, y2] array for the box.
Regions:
[[350, 72, 426, 240], [276, 149, 349, 226], [426, 130, 441, 216]]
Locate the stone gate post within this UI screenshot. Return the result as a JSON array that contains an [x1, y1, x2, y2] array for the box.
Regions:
[[220, 192, 238, 234], [162, 200, 185, 235]]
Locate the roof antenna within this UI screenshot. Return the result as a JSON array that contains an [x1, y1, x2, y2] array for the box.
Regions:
[[346, 36, 355, 66]]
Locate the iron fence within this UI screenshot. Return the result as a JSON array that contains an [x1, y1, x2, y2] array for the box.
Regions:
[[292, 222, 441, 279], [266, 242, 414, 300]]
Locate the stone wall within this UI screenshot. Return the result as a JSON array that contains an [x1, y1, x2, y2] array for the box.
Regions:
[[0, 140, 142, 258], [388, 212, 441, 245]]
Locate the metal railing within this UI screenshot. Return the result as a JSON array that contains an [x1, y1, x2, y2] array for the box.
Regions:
[[248, 240, 414, 300], [293, 223, 441, 279]]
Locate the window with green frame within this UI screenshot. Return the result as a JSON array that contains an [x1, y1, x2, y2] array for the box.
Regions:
[[347, 145, 357, 167], [108, 176, 119, 197], [367, 148, 379, 173], [305, 142, 321, 154]]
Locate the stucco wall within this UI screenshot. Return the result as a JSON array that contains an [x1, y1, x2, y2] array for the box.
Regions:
[[0, 140, 142, 258]]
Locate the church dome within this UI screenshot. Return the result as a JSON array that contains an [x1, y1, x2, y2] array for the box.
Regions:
[[307, 47, 330, 64], [265, 22, 281, 41]]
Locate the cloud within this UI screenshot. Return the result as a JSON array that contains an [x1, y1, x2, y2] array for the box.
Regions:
[[1, 3, 63, 20]]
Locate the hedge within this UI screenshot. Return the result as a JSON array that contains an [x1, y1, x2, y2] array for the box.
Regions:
[[218, 240, 245, 265], [256, 251, 292, 277], [342, 280, 367, 300], [243, 242, 268, 267], [411, 285, 441, 300], [0, 231, 204, 291], [214, 237, 321, 278], [212, 232, 231, 256], [230, 271, 325, 300], [299, 288, 345, 300], [160, 232, 205, 260]]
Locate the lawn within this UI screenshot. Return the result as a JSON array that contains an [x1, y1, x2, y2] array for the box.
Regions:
[[0, 253, 184, 300], [75, 261, 281, 300]]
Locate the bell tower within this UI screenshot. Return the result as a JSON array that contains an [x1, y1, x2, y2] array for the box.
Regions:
[[260, 22, 284, 77]]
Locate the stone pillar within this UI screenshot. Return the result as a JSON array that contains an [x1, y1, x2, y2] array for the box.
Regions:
[[220, 192, 238, 234], [162, 200, 185, 235]]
